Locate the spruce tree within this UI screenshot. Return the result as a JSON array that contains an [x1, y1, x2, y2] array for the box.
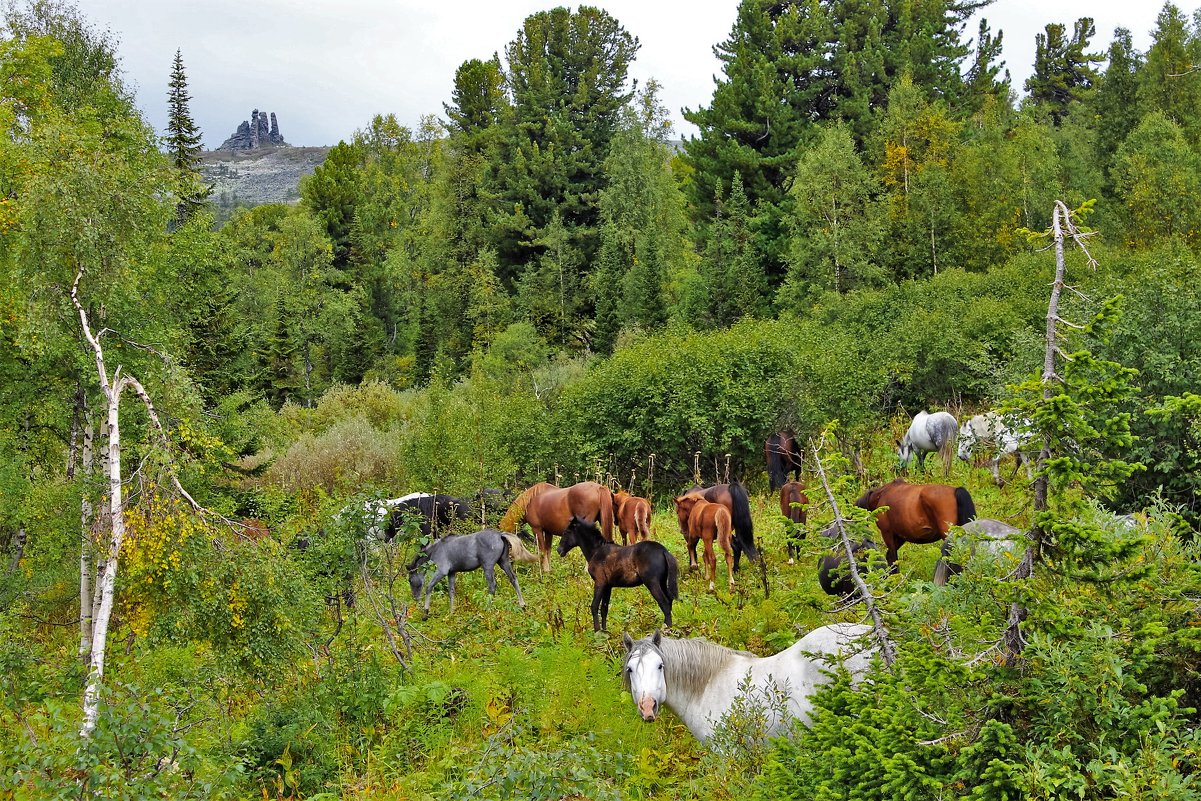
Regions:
[[165, 49, 209, 221], [1024, 19, 1102, 123]]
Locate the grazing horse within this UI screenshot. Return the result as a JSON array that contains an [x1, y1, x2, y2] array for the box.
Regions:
[[408, 528, 529, 614], [779, 480, 808, 564], [898, 411, 959, 474], [672, 495, 735, 592], [384, 493, 473, 540], [558, 516, 678, 632], [500, 482, 614, 572], [932, 518, 1022, 586], [682, 483, 758, 568], [815, 523, 881, 597], [958, 413, 1034, 486], [612, 489, 653, 545], [855, 478, 976, 567], [765, 430, 804, 491], [621, 623, 875, 742]]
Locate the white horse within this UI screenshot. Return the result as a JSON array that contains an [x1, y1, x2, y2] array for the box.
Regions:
[[898, 410, 958, 473], [621, 623, 875, 742], [957, 413, 1033, 486], [932, 518, 1023, 586]]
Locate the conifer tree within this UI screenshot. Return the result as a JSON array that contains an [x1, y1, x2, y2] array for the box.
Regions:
[[165, 48, 209, 221], [1092, 28, 1143, 177], [1024, 18, 1102, 123]]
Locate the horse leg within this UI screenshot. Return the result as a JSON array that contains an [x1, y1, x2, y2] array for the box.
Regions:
[[882, 533, 900, 573], [499, 553, 525, 608], [991, 456, 1003, 487], [423, 565, 448, 613], [703, 538, 717, 592], [731, 536, 742, 572], [647, 578, 672, 627], [483, 562, 497, 596], [600, 585, 613, 632], [535, 526, 551, 573], [721, 533, 735, 592], [687, 536, 699, 570], [591, 584, 605, 632], [446, 572, 457, 615]]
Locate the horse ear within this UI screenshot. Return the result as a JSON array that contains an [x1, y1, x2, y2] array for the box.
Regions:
[[652, 629, 662, 646], [623, 632, 633, 651]]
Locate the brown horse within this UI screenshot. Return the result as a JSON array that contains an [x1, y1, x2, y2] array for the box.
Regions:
[[779, 480, 808, 564], [682, 482, 758, 568], [500, 481, 614, 572], [854, 478, 976, 567], [558, 515, 678, 632], [766, 430, 804, 490], [613, 489, 653, 545], [673, 494, 735, 592]]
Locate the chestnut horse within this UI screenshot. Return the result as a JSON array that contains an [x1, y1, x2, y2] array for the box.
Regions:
[[613, 489, 653, 545], [673, 495, 735, 592], [779, 480, 808, 564], [682, 483, 758, 568], [499, 481, 614, 572], [854, 478, 976, 567], [766, 430, 804, 490]]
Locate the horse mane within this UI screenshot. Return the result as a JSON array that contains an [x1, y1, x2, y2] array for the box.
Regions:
[[498, 482, 555, 533], [627, 636, 755, 698]]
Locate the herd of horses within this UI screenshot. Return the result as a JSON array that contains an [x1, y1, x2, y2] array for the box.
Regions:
[[378, 409, 1034, 741]]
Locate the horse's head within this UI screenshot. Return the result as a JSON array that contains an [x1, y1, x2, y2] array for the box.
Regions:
[[622, 631, 666, 722], [896, 436, 912, 469], [407, 552, 430, 600], [557, 515, 600, 557], [672, 495, 700, 535], [956, 422, 976, 461]]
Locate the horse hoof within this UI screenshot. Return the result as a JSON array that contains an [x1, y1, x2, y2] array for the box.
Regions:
[[787, 558, 795, 565]]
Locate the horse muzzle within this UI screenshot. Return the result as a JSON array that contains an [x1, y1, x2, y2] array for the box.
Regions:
[[637, 694, 659, 721]]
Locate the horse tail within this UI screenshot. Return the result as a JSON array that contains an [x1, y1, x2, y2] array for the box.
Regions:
[[501, 533, 539, 564], [665, 552, 679, 600], [766, 435, 785, 491], [599, 487, 615, 541], [955, 487, 977, 526], [727, 482, 758, 562], [499, 484, 546, 534]]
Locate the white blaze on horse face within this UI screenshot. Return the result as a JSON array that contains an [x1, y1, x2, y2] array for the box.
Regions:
[[627, 647, 666, 721]]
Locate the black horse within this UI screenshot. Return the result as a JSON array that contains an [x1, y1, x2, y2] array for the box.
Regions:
[[558, 515, 678, 632], [384, 493, 472, 540], [766, 430, 804, 491], [816, 524, 882, 597]]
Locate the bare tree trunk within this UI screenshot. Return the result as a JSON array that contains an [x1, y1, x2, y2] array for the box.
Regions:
[[811, 444, 896, 668], [1003, 201, 1092, 662], [80, 411, 94, 664]]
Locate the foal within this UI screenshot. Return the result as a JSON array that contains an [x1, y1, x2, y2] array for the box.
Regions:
[[557, 516, 678, 632], [408, 528, 526, 614], [612, 489, 653, 544], [672, 495, 735, 592]]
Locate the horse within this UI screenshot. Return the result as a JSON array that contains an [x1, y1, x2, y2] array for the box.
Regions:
[[612, 489, 653, 545], [765, 430, 804, 491], [898, 411, 959, 474], [499, 481, 614, 572], [557, 515, 678, 632], [620, 623, 875, 742], [672, 495, 735, 592], [779, 480, 808, 564], [682, 483, 758, 568], [932, 518, 1022, 586], [385, 493, 472, 540], [407, 528, 530, 614], [958, 413, 1034, 486], [854, 478, 977, 567], [816, 523, 881, 597]]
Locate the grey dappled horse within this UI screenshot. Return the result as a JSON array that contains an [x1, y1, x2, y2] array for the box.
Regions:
[[898, 410, 958, 473], [408, 528, 527, 614], [957, 413, 1034, 486]]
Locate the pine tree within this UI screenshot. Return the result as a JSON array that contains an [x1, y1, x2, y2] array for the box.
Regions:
[[165, 49, 209, 221], [1024, 19, 1103, 123], [1092, 28, 1143, 178]]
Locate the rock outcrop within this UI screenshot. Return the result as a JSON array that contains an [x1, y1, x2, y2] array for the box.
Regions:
[[219, 109, 288, 150]]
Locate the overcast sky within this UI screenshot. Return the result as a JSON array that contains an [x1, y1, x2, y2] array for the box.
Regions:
[[65, 0, 1167, 149]]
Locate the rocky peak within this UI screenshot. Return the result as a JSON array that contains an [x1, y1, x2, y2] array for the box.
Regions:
[[219, 109, 288, 150]]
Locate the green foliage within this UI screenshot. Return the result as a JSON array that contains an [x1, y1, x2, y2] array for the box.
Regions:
[[1024, 17, 1102, 123], [1112, 111, 1201, 248]]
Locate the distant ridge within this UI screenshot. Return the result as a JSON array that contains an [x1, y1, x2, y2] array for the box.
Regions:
[[200, 145, 329, 221]]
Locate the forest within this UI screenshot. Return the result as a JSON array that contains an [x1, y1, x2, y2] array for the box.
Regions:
[[2, 0, 1201, 797]]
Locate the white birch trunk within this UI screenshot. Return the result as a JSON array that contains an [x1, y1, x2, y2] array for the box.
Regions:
[[80, 412, 94, 662]]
